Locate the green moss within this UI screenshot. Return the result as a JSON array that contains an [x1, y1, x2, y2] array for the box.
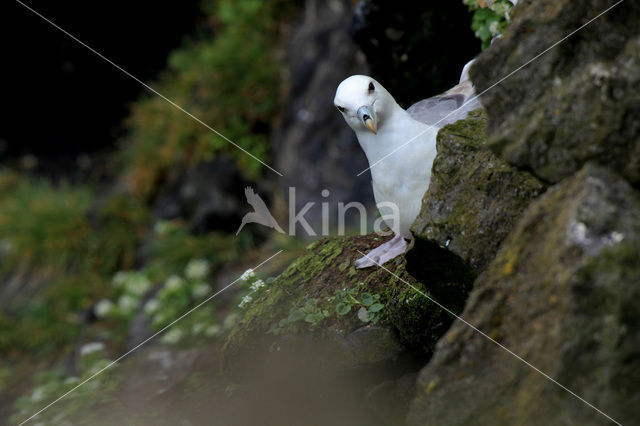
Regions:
[[223, 235, 474, 377], [412, 109, 545, 272]]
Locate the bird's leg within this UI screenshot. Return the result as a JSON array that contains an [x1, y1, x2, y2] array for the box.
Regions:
[[355, 233, 409, 269]]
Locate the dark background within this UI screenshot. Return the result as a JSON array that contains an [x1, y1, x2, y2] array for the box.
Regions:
[[2, 0, 202, 167]]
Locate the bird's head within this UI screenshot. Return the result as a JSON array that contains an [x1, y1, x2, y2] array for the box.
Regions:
[[334, 75, 396, 135]]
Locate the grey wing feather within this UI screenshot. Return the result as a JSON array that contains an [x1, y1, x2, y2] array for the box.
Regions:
[[407, 81, 483, 128]]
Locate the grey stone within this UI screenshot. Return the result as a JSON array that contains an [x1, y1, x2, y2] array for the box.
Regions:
[[411, 109, 545, 272], [472, 0, 640, 186], [408, 164, 640, 426]]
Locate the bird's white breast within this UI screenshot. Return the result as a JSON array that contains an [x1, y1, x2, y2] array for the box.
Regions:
[[357, 113, 438, 237]]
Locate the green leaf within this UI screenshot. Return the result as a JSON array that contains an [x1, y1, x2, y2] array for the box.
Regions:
[[336, 302, 351, 315], [288, 308, 304, 322], [305, 313, 324, 325], [368, 303, 384, 313], [360, 292, 374, 306], [305, 298, 317, 310], [357, 307, 370, 323]]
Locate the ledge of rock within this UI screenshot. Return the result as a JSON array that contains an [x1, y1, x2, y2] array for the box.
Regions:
[[223, 235, 475, 379], [408, 164, 640, 426], [411, 109, 545, 273], [221, 234, 474, 424]]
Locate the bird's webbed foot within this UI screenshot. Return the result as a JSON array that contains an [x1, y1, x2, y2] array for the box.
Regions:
[[354, 234, 409, 269]]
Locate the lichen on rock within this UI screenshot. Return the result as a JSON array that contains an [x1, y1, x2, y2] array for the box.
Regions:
[[411, 109, 545, 272], [472, 0, 640, 186], [408, 164, 640, 426]]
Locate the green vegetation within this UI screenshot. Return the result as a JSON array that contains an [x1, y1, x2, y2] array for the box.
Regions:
[[2, 1, 299, 417], [122, 0, 296, 199], [145, 219, 248, 279], [463, 0, 514, 49], [267, 298, 331, 334], [10, 343, 121, 425], [0, 174, 146, 356], [334, 287, 385, 324], [265, 286, 386, 336]]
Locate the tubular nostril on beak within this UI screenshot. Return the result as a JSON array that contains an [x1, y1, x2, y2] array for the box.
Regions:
[[357, 105, 377, 134]]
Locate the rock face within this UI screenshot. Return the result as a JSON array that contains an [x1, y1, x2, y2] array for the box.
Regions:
[[472, 0, 640, 186], [408, 164, 640, 426], [272, 0, 374, 231], [152, 156, 255, 234], [350, 0, 480, 107], [222, 234, 474, 425], [411, 110, 545, 272]]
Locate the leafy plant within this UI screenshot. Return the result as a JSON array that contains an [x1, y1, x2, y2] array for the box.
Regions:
[[145, 219, 246, 279], [268, 298, 330, 335], [335, 287, 385, 324], [464, 0, 514, 49], [10, 343, 121, 425], [97, 258, 233, 346], [122, 0, 296, 198]]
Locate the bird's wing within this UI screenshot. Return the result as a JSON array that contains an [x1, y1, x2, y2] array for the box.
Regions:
[[407, 82, 482, 128]]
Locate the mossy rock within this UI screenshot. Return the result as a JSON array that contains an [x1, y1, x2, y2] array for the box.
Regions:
[[411, 109, 545, 272], [472, 0, 640, 186], [222, 234, 474, 382], [408, 164, 640, 426]]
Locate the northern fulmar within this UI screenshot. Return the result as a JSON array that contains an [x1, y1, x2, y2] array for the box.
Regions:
[[334, 60, 481, 268]]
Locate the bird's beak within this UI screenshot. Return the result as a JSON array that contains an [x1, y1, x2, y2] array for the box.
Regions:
[[357, 105, 377, 134]]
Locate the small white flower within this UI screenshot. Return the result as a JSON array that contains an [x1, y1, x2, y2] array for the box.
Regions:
[[161, 328, 183, 345], [152, 312, 167, 327], [126, 275, 151, 296], [80, 342, 105, 357], [191, 283, 210, 298], [118, 294, 138, 314], [87, 359, 111, 375], [204, 324, 222, 337], [165, 275, 185, 291], [94, 299, 114, 318], [64, 377, 80, 385], [0, 238, 12, 254], [238, 294, 253, 308], [31, 387, 46, 402], [249, 279, 265, 292], [112, 271, 129, 287], [144, 299, 160, 315], [240, 268, 255, 281], [153, 220, 171, 235], [185, 259, 210, 280], [192, 322, 206, 335], [223, 312, 240, 329], [489, 20, 501, 36]]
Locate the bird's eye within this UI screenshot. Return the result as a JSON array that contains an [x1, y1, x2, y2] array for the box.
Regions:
[[368, 82, 375, 92], [336, 105, 346, 113]]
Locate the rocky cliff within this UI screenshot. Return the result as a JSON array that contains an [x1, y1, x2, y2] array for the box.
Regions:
[[224, 1, 640, 425]]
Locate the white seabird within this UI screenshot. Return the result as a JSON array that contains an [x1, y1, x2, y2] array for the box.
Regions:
[[334, 60, 481, 268]]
